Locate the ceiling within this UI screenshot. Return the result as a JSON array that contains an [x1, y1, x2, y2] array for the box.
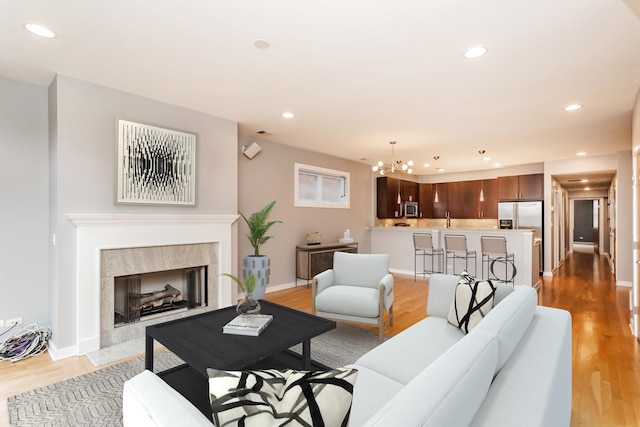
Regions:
[[2, 1, 640, 178]]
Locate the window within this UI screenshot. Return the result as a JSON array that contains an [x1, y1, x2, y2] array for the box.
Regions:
[[295, 163, 350, 208]]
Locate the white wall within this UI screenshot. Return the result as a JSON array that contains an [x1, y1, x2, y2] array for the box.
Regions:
[[48, 75, 238, 354], [0, 78, 49, 334]]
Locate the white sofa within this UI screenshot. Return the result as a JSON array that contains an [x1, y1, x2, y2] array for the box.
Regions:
[[123, 273, 572, 426]]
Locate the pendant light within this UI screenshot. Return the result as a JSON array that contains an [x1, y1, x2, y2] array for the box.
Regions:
[[479, 150, 486, 202], [372, 141, 414, 175]]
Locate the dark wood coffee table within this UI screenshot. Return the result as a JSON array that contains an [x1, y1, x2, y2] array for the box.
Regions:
[[145, 300, 336, 375], [144, 301, 336, 420]]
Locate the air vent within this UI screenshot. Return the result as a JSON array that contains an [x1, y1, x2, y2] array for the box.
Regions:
[[567, 179, 582, 182], [256, 130, 271, 135]]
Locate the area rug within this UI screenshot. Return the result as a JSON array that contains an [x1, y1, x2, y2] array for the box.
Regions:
[[8, 324, 380, 426]]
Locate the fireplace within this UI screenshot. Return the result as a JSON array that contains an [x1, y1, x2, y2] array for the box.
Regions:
[[65, 214, 237, 358], [100, 242, 219, 348]]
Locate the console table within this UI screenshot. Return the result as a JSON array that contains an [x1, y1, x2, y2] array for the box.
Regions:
[[296, 242, 358, 284]]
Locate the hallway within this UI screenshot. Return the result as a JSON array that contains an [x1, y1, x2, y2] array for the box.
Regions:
[[539, 250, 640, 426]]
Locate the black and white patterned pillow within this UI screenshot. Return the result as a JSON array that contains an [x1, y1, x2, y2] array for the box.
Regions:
[[447, 272, 496, 333], [207, 367, 358, 427]]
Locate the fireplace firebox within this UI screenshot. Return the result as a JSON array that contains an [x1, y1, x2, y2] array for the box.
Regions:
[[114, 266, 207, 327]]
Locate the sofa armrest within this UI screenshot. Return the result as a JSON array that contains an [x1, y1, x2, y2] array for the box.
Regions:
[[123, 370, 212, 427]]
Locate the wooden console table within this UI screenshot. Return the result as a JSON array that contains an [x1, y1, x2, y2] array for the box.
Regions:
[[296, 242, 358, 284]]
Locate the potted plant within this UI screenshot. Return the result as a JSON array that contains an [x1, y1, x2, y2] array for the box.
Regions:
[[239, 200, 282, 299], [222, 273, 261, 316]]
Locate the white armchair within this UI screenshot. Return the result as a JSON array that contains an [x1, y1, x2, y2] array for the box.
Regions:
[[311, 252, 394, 342]]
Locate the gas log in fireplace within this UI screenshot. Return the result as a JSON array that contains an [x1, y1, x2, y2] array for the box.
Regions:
[[114, 266, 207, 327]]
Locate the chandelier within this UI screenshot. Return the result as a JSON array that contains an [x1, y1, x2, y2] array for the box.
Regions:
[[372, 141, 413, 175]]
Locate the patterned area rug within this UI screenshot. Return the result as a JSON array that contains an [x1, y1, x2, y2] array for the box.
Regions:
[[8, 323, 380, 426]]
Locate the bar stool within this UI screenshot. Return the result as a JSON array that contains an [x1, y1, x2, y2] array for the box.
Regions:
[[413, 232, 444, 279], [444, 234, 477, 276], [481, 236, 516, 286]]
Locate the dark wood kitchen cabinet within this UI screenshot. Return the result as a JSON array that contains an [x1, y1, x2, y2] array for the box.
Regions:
[[480, 179, 498, 218], [419, 183, 433, 218], [446, 181, 468, 218], [376, 176, 401, 218], [432, 183, 449, 218], [400, 180, 419, 203], [497, 174, 543, 201]]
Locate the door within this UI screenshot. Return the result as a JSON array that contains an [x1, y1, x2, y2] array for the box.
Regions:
[[574, 200, 594, 243]]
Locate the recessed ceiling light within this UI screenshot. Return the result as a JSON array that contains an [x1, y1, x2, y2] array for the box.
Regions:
[[464, 46, 487, 59], [253, 39, 270, 49], [483, 156, 491, 161], [282, 112, 294, 119], [423, 163, 430, 168], [581, 179, 589, 183], [584, 187, 591, 191], [577, 151, 587, 156], [564, 104, 582, 111], [437, 168, 445, 172], [25, 23, 55, 38], [494, 163, 501, 167]]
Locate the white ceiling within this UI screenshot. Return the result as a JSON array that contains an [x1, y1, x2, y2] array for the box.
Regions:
[[2, 0, 640, 177]]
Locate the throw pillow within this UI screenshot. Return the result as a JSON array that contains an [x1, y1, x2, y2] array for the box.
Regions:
[[447, 272, 496, 334], [207, 367, 358, 427]]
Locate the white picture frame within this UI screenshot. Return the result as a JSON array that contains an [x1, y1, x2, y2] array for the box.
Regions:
[[116, 118, 197, 205]]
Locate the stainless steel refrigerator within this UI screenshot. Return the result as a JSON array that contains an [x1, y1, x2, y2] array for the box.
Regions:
[[498, 201, 543, 238], [498, 201, 543, 273]]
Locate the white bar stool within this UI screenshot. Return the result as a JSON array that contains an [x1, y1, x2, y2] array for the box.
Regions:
[[481, 236, 516, 285], [444, 234, 477, 276], [413, 232, 444, 279]]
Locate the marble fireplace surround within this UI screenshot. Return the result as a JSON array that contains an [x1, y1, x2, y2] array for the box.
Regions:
[[67, 214, 237, 356]]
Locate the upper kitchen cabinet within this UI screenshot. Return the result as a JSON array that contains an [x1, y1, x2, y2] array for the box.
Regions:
[[376, 176, 401, 218], [480, 179, 498, 218], [497, 174, 543, 201], [400, 180, 419, 203], [446, 181, 471, 218], [432, 183, 449, 218], [419, 183, 433, 218]]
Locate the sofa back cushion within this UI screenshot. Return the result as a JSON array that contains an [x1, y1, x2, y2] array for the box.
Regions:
[[333, 252, 390, 288], [363, 329, 498, 427], [476, 286, 538, 373]]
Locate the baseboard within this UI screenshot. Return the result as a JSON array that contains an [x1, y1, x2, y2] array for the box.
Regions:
[[47, 340, 78, 361], [616, 281, 632, 287]]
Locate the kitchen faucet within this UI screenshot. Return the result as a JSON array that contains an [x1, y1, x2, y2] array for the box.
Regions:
[[446, 212, 451, 228]]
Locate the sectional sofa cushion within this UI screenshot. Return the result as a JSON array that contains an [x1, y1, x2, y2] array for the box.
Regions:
[[354, 316, 464, 385], [122, 369, 212, 427], [346, 365, 405, 427], [363, 329, 498, 427], [447, 273, 496, 333], [475, 286, 538, 372], [207, 367, 358, 427]]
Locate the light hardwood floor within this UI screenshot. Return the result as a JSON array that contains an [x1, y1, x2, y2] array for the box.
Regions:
[[1, 250, 638, 426]]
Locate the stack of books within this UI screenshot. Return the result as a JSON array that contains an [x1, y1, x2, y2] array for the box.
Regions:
[[223, 314, 273, 336]]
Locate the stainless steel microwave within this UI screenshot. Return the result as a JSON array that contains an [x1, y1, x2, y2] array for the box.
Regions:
[[404, 201, 419, 218]]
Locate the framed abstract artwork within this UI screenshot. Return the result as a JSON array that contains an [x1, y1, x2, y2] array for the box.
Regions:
[[116, 119, 197, 205]]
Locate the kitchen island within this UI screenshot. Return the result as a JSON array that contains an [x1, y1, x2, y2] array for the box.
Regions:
[[369, 226, 541, 288]]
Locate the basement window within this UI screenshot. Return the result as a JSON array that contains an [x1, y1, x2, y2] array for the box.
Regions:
[[295, 163, 350, 209]]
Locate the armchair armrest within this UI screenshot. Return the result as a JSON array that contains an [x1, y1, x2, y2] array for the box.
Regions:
[[380, 273, 394, 310]]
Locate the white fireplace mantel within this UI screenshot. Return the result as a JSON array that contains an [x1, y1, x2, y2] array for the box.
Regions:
[[67, 213, 238, 356]]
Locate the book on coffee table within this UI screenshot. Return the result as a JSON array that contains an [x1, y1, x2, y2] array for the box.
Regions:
[[223, 314, 274, 336]]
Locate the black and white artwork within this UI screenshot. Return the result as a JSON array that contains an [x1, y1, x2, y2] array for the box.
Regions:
[[116, 119, 196, 205]]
